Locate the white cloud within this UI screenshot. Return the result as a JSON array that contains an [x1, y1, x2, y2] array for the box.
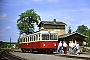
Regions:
[[0, 14, 7, 20], [64, 8, 90, 12], [48, 0, 59, 2], [0, 29, 4, 33], [0, 34, 3, 37], [64, 16, 75, 22], [31, 0, 59, 2], [0, 13, 16, 22], [31, 0, 43, 2], [0, 29, 4, 37], [6, 26, 12, 29], [80, 8, 90, 12]]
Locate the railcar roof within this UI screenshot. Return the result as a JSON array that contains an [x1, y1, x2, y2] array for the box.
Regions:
[[50, 31, 57, 34], [20, 31, 58, 38]]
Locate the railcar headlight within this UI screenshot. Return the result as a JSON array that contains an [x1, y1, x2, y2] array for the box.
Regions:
[[54, 43, 56, 46], [43, 44, 46, 46], [27, 43, 28, 45]]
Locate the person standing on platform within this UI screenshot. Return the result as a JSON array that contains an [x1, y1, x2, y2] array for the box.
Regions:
[[58, 41, 62, 54], [63, 41, 68, 54], [69, 41, 75, 54], [12, 44, 16, 52], [75, 42, 80, 55]]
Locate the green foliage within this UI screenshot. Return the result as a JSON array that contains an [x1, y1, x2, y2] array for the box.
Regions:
[[17, 9, 41, 35], [76, 24, 90, 46], [15, 37, 20, 49], [68, 26, 72, 34], [0, 41, 7, 48], [87, 29, 90, 46], [76, 24, 88, 35]]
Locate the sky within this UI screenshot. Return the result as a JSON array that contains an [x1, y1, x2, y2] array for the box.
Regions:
[[0, 0, 90, 42]]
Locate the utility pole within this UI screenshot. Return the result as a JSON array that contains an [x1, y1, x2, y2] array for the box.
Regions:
[[10, 36, 11, 48]]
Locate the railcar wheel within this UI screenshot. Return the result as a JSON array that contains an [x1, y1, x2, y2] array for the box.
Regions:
[[21, 49, 24, 53], [21, 49, 26, 53], [45, 49, 53, 54], [30, 49, 33, 53]]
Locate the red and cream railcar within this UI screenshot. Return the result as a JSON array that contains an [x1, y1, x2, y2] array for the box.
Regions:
[[19, 31, 58, 53]]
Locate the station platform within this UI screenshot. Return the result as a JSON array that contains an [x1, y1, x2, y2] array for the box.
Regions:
[[13, 49, 90, 60], [55, 52, 90, 60]]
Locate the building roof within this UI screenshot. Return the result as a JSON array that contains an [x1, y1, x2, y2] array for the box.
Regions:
[[38, 21, 67, 27], [58, 32, 88, 38]]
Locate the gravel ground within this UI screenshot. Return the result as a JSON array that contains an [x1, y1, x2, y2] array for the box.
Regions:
[[10, 52, 83, 60]]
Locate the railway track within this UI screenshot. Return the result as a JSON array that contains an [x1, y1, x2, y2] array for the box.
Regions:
[[0, 50, 27, 60]]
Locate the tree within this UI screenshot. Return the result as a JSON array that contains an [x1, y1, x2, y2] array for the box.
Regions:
[[17, 9, 41, 35], [68, 26, 72, 34], [16, 37, 20, 49], [76, 24, 88, 35], [87, 29, 90, 46], [76, 25, 90, 46]]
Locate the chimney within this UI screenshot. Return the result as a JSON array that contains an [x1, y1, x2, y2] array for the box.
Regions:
[[53, 19, 56, 22]]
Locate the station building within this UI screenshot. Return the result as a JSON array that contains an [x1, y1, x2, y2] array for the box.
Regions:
[[38, 19, 67, 36], [38, 19, 88, 51]]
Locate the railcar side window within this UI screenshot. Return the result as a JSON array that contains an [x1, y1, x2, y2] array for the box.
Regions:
[[28, 37, 29, 42], [34, 35, 36, 41], [42, 34, 49, 40], [23, 38, 25, 42], [26, 37, 27, 42], [31, 36, 33, 41], [36, 35, 38, 40], [21, 38, 23, 42], [30, 36, 31, 41]]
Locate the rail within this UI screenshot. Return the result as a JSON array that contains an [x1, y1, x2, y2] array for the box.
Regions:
[[0, 49, 27, 60]]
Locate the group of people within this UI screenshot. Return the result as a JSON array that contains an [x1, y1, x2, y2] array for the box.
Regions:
[[58, 40, 80, 55]]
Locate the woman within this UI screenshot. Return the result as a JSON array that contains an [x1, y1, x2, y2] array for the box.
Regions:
[[63, 41, 68, 54], [75, 42, 80, 55]]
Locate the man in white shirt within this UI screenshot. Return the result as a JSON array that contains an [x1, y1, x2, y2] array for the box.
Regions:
[[69, 41, 75, 54], [58, 41, 62, 54]]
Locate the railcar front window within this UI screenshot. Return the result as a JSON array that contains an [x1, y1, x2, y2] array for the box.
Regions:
[[54, 35, 57, 40], [50, 34, 57, 40], [50, 35, 53, 40], [42, 34, 49, 40]]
